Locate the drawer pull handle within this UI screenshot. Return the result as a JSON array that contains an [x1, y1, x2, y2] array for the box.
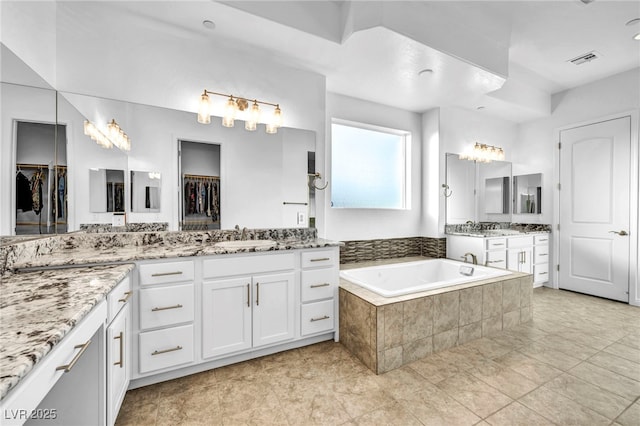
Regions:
[[151, 271, 183, 277], [310, 283, 331, 288], [539, 253, 549, 256], [538, 239, 548, 242], [491, 243, 505, 246], [539, 272, 548, 275], [256, 283, 260, 306], [151, 346, 183, 356], [310, 257, 330, 262], [118, 291, 132, 303], [151, 304, 183, 312], [310, 315, 330, 322], [247, 283, 250, 307], [56, 340, 91, 373], [114, 332, 124, 368], [486, 260, 503, 264]]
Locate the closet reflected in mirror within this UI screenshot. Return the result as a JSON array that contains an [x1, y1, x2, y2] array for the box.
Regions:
[[15, 121, 68, 235], [130, 171, 161, 212], [179, 140, 221, 231], [89, 169, 125, 213]]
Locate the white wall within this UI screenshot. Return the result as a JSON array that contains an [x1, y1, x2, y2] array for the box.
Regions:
[[324, 93, 423, 241], [515, 68, 640, 304]]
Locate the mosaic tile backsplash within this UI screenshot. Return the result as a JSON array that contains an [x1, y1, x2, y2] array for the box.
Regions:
[[340, 237, 446, 264]]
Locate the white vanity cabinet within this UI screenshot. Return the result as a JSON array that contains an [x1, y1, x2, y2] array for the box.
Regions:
[[533, 234, 550, 284], [506, 236, 534, 274], [300, 249, 339, 336], [106, 276, 132, 426], [136, 260, 195, 375], [201, 253, 296, 359]]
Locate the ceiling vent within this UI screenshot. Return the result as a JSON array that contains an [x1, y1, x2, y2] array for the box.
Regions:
[[568, 51, 601, 65]]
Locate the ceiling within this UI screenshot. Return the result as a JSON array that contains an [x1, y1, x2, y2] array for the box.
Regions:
[[4, 0, 640, 124]]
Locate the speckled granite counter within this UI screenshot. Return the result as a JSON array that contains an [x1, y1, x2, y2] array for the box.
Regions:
[[0, 263, 134, 400]]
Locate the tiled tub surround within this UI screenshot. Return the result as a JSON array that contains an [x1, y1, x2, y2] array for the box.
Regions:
[[340, 257, 533, 374], [0, 263, 134, 400], [1, 227, 324, 273], [340, 236, 446, 264]]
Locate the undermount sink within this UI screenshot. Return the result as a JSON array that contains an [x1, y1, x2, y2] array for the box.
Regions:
[[213, 240, 277, 250]]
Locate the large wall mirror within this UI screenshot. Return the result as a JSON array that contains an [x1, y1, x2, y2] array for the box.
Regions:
[[445, 152, 512, 224], [513, 173, 542, 214]]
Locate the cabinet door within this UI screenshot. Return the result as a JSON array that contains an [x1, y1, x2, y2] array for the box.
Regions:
[[202, 277, 252, 359], [107, 305, 129, 426], [521, 248, 533, 274], [252, 272, 296, 348], [507, 248, 533, 273]]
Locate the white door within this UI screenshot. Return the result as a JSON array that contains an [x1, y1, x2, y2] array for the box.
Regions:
[[559, 117, 631, 302], [253, 272, 295, 348], [202, 277, 252, 358]]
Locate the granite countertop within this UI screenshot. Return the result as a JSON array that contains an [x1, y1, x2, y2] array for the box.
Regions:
[[446, 230, 551, 238], [8, 237, 341, 271], [0, 263, 135, 401]]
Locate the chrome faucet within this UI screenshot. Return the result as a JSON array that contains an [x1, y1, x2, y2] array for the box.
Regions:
[[461, 252, 478, 265], [241, 227, 248, 241]]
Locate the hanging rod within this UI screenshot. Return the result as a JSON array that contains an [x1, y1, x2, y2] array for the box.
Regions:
[[183, 174, 220, 180], [16, 163, 50, 169], [283, 202, 308, 205]]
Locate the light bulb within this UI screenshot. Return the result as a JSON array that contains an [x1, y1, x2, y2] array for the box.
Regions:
[[197, 91, 211, 124], [272, 105, 283, 128], [222, 96, 236, 128], [265, 122, 278, 134]]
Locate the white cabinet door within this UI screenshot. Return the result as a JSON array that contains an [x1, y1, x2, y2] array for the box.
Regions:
[[508, 248, 533, 273], [253, 272, 295, 348], [202, 277, 252, 359], [107, 305, 129, 426]]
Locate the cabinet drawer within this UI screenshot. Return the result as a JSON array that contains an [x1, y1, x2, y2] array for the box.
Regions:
[[301, 300, 335, 336], [484, 250, 507, 269], [203, 253, 295, 278], [139, 324, 194, 374], [486, 238, 507, 250], [301, 268, 337, 302], [534, 263, 549, 283], [107, 276, 132, 324], [301, 249, 337, 269], [139, 261, 194, 286], [534, 234, 550, 245], [534, 245, 549, 264], [507, 236, 534, 249], [139, 284, 194, 330]]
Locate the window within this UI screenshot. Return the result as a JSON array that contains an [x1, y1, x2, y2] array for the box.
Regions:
[[331, 120, 410, 209]]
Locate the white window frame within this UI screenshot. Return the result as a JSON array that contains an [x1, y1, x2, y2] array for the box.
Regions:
[[330, 118, 411, 210]]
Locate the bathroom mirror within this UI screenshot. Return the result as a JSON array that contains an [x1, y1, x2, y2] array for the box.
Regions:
[[513, 173, 542, 214], [89, 169, 125, 213], [130, 171, 161, 213], [445, 153, 512, 224]]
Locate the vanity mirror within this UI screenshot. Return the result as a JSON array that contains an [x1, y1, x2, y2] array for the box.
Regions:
[[513, 173, 542, 214], [130, 171, 161, 213], [89, 169, 125, 213], [445, 152, 512, 224]]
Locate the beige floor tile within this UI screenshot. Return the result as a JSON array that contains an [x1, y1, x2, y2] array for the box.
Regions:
[[519, 387, 610, 426], [352, 402, 422, 426], [115, 401, 158, 426], [217, 378, 276, 417], [536, 334, 600, 360], [467, 359, 539, 399], [331, 374, 396, 419], [407, 352, 467, 384], [516, 341, 582, 371], [214, 358, 266, 382], [603, 341, 640, 363], [372, 365, 429, 400], [492, 351, 563, 385], [396, 382, 481, 426], [156, 385, 221, 426], [154, 369, 218, 397], [272, 378, 352, 425], [568, 362, 640, 401], [555, 330, 617, 350], [436, 371, 513, 418], [120, 384, 160, 406], [484, 401, 554, 426], [222, 401, 289, 425], [616, 400, 640, 426], [543, 373, 632, 419], [619, 333, 640, 350], [587, 351, 640, 381], [462, 337, 512, 359]]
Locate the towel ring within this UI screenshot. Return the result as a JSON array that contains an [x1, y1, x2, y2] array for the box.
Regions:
[[309, 173, 329, 190], [442, 184, 453, 198]]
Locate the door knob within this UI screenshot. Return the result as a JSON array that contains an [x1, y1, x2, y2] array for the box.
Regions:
[[609, 230, 628, 236]]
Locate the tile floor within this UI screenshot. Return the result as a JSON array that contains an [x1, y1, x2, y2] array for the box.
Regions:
[[117, 288, 640, 425]]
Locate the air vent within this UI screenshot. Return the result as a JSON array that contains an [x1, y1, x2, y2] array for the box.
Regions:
[[568, 51, 601, 65]]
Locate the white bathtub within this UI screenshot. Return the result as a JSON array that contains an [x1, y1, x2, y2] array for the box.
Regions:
[[340, 258, 513, 297]]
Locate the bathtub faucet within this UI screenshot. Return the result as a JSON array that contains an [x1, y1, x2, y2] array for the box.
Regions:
[[461, 252, 478, 265]]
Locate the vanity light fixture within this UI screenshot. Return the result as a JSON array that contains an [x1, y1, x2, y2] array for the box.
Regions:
[[107, 119, 131, 151], [459, 142, 505, 163], [197, 89, 282, 134], [84, 119, 131, 151]]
